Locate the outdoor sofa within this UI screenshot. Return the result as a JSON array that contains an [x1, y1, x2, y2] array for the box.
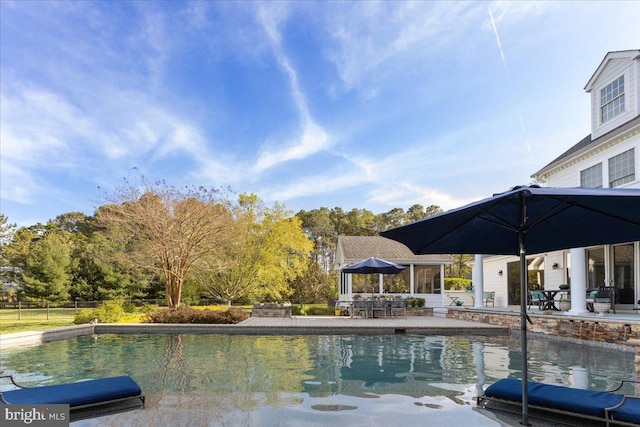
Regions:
[[0, 372, 145, 421], [477, 378, 640, 426]]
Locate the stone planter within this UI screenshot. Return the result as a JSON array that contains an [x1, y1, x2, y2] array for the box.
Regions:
[[559, 300, 571, 312], [593, 302, 611, 316]]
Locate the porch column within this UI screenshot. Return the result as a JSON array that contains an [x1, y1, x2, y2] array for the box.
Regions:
[[569, 248, 588, 314], [474, 254, 484, 308], [441, 263, 446, 307], [410, 264, 415, 295]]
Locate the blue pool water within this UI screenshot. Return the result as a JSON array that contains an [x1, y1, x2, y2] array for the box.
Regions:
[[0, 334, 635, 426]]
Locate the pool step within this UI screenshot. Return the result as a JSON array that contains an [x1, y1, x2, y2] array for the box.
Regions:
[[433, 308, 449, 318]]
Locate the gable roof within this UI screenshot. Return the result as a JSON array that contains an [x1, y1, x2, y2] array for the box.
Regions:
[[336, 236, 452, 269], [584, 49, 640, 91]]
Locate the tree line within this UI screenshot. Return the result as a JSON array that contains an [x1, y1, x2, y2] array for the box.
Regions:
[[0, 179, 470, 307]]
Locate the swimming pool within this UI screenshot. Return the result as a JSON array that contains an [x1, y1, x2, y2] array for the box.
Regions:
[[1, 334, 635, 426]]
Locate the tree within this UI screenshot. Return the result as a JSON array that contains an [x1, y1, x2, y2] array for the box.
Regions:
[[20, 229, 72, 301], [288, 259, 336, 306], [195, 194, 312, 304], [297, 208, 336, 272], [447, 254, 474, 280], [69, 231, 145, 301], [380, 207, 407, 230], [407, 204, 443, 223], [97, 179, 233, 308], [0, 214, 17, 285], [53, 212, 94, 234]]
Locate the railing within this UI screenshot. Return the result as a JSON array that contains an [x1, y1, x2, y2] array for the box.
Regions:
[[0, 298, 335, 322], [0, 299, 165, 322]]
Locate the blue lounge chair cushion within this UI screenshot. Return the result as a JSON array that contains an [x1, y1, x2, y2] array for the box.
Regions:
[[484, 378, 640, 422], [1, 376, 142, 407]]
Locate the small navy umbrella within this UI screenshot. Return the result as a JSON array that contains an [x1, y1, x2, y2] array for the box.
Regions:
[[342, 257, 407, 275], [342, 257, 406, 298]]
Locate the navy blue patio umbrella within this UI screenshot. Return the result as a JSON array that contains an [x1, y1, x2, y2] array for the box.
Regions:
[[342, 257, 407, 275], [342, 257, 406, 297], [381, 185, 640, 425]]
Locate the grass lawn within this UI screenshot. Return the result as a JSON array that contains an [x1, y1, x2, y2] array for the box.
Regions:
[[0, 320, 76, 334], [0, 304, 334, 334]]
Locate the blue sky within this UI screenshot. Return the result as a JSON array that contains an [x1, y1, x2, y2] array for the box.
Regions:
[[1, 1, 639, 227]]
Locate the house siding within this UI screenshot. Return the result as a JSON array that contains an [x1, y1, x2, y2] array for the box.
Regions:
[[509, 50, 640, 311], [590, 58, 638, 140], [542, 134, 640, 189]]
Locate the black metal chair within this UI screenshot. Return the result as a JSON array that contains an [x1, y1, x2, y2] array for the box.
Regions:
[[586, 286, 616, 314]]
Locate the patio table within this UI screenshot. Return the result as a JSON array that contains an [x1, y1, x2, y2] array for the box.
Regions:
[[541, 290, 560, 311]]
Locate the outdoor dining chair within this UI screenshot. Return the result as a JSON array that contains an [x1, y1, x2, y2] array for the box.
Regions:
[[528, 290, 545, 310], [390, 298, 406, 319], [370, 298, 388, 318]]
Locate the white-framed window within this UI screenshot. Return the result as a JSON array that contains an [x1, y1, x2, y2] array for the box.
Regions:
[[608, 148, 635, 187], [600, 75, 625, 123], [580, 163, 602, 188]]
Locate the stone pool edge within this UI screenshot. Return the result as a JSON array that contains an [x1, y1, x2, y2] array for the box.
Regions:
[[1, 320, 510, 350], [1, 324, 95, 350]]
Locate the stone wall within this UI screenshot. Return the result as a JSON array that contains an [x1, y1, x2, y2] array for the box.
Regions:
[[447, 308, 640, 350], [251, 304, 292, 318], [405, 307, 433, 317]]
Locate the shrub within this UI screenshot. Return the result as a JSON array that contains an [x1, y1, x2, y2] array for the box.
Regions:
[[143, 305, 249, 324], [404, 297, 425, 307], [122, 301, 137, 313], [74, 300, 126, 324], [304, 306, 334, 315]]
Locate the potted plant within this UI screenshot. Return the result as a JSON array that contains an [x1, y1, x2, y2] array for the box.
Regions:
[[559, 298, 570, 311], [593, 301, 611, 316]]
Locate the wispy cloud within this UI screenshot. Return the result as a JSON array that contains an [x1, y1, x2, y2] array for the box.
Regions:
[[368, 182, 475, 212], [253, 4, 331, 173]]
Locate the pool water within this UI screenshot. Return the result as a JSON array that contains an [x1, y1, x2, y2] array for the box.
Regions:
[[1, 334, 636, 426]]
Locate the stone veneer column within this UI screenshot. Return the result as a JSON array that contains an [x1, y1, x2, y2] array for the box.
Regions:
[[568, 248, 589, 314], [474, 254, 484, 308]]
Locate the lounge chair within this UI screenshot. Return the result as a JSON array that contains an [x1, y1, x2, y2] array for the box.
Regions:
[[0, 372, 145, 421], [477, 378, 640, 426]]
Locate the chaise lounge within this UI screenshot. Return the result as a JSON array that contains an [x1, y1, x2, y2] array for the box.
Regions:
[[0, 372, 145, 421], [477, 378, 640, 426]]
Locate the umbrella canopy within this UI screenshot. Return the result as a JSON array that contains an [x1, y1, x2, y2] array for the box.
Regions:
[[381, 185, 640, 256], [342, 257, 406, 275], [381, 185, 640, 425]]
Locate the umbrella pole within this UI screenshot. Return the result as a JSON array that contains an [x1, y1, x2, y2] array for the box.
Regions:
[[519, 234, 531, 425]]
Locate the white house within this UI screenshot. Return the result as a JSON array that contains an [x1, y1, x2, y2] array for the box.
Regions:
[[335, 236, 453, 307], [478, 49, 640, 312]]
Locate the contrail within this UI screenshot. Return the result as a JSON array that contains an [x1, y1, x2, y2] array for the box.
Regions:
[[489, 8, 531, 154]]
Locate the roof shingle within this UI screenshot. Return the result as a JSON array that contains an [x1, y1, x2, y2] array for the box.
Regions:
[[337, 236, 452, 264]]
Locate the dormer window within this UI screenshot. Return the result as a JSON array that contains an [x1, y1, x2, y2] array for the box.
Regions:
[[600, 75, 625, 123]]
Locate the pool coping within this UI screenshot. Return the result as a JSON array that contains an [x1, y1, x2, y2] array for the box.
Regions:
[[0, 316, 510, 350], [0, 324, 95, 349]]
